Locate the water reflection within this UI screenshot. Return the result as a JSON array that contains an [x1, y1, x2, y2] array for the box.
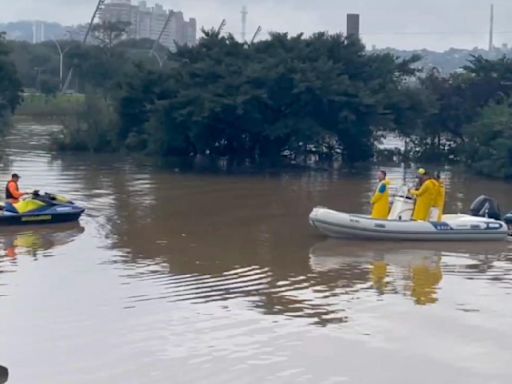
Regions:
[[0, 223, 84, 259], [310, 239, 512, 309]]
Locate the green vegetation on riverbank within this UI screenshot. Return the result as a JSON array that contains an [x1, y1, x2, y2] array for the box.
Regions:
[[16, 93, 85, 117], [3, 23, 512, 178]]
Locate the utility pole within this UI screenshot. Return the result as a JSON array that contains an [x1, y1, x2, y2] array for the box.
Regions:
[[62, 0, 106, 92], [250, 26, 262, 45], [150, 10, 174, 62], [216, 19, 226, 35], [489, 4, 494, 52], [152, 11, 174, 51], [241, 5, 248, 42], [83, 0, 106, 44]]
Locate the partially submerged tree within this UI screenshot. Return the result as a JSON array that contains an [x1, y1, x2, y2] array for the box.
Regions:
[[117, 31, 422, 164]]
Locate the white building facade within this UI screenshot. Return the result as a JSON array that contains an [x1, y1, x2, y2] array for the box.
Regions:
[[99, 0, 197, 50]]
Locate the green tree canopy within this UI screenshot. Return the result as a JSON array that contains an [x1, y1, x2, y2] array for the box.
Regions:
[[117, 31, 421, 164], [463, 99, 512, 178], [0, 32, 22, 122]]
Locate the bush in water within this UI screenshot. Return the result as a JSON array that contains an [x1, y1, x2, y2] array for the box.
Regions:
[[54, 92, 118, 152]]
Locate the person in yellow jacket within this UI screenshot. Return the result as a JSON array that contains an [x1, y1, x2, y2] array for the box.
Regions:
[[371, 170, 390, 219], [428, 177, 441, 221], [433, 172, 446, 221], [410, 168, 437, 221]]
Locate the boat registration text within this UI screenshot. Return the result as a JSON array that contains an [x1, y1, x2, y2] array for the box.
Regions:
[[21, 215, 52, 222]]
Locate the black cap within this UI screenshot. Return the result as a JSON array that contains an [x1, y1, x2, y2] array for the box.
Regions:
[[0, 365, 8, 384], [11, 173, 19, 179]]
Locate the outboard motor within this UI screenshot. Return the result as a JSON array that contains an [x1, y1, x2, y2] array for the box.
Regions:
[[469, 195, 501, 220], [503, 211, 512, 233]]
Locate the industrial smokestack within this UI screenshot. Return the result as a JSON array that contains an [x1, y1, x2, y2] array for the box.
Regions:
[[347, 13, 360, 38]]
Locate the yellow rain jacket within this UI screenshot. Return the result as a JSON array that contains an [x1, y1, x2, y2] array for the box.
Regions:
[[371, 261, 388, 293], [371, 180, 390, 220], [434, 180, 446, 221], [411, 263, 443, 305], [411, 179, 436, 221]]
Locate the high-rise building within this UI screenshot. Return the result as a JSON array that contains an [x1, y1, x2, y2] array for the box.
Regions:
[[98, 0, 197, 50], [99, 0, 139, 38], [136, 1, 152, 39], [185, 18, 197, 47]]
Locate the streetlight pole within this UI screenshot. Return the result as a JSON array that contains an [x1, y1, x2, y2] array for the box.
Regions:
[[150, 50, 163, 68], [52, 38, 72, 91]]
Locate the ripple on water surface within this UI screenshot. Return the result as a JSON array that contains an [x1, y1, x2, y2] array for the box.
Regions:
[[0, 122, 511, 383]]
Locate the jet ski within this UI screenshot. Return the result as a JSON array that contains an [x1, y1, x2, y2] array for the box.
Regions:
[[0, 191, 85, 226]]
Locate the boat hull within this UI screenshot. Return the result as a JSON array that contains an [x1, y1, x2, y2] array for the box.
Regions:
[[0, 206, 85, 226], [309, 207, 508, 241]]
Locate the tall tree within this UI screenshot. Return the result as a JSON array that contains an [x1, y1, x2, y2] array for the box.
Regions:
[[0, 32, 22, 123], [92, 21, 132, 51]]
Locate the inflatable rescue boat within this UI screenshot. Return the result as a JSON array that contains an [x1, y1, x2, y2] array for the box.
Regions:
[[309, 193, 508, 241]]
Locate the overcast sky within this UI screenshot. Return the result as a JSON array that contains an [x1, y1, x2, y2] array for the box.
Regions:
[[1, 0, 512, 51]]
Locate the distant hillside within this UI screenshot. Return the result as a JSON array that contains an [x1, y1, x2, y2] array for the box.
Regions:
[[374, 46, 512, 74], [0, 21, 68, 42]]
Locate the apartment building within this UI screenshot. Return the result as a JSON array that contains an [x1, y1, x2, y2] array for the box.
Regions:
[[99, 0, 197, 50]]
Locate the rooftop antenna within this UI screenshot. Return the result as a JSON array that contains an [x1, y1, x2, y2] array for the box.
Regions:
[[241, 5, 247, 42], [489, 3, 494, 52]]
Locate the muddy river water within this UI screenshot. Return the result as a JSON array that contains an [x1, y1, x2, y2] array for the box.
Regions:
[[0, 121, 511, 383]]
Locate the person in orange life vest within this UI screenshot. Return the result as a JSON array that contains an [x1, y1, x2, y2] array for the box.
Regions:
[[5, 173, 27, 204]]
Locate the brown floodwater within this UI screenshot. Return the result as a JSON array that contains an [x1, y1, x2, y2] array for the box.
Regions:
[[0, 121, 511, 384]]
